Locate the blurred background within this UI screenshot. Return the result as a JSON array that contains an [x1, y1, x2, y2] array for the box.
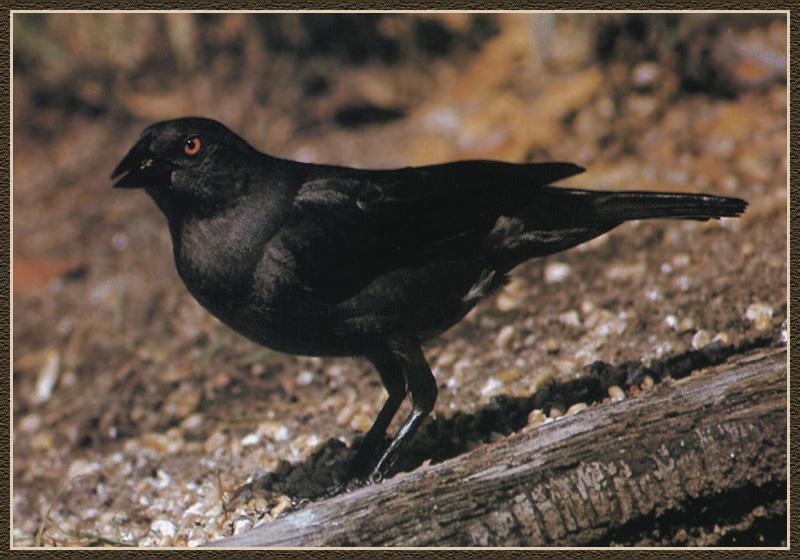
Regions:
[[12, 12, 787, 546]]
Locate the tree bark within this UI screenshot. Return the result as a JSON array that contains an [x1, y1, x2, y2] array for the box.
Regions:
[[209, 346, 786, 547]]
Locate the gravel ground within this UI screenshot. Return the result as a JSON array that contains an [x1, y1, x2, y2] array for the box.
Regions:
[[12, 13, 786, 546]]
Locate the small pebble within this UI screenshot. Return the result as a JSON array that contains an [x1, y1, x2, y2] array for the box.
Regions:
[[495, 325, 515, 349], [270, 495, 292, 519], [350, 414, 372, 432], [180, 413, 204, 434], [632, 61, 661, 87], [164, 385, 201, 420], [241, 432, 261, 447], [183, 502, 205, 518], [232, 516, 253, 535], [32, 432, 54, 450], [752, 505, 768, 518], [496, 367, 522, 383], [605, 262, 646, 281], [544, 262, 571, 284], [496, 293, 522, 312], [481, 377, 503, 397], [523, 334, 537, 348], [566, 402, 588, 416], [526, 409, 546, 428], [249, 495, 269, 514], [627, 95, 658, 117], [553, 359, 576, 375], [67, 458, 101, 479], [496, 277, 526, 310], [574, 347, 598, 367], [155, 469, 173, 489], [745, 303, 773, 331], [504, 276, 527, 296], [18, 414, 41, 432], [672, 253, 690, 267], [544, 337, 560, 353], [111, 232, 128, 251], [548, 404, 565, 419], [258, 422, 290, 442], [692, 329, 710, 350], [591, 314, 626, 337], [645, 288, 662, 301], [713, 332, 730, 345], [608, 385, 625, 401], [641, 375, 655, 391], [33, 348, 60, 404], [150, 519, 176, 539], [436, 350, 457, 368], [275, 425, 290, 441], [673, 275, 691, 291], [559, 310, 581, 327], [204, 431, 228, 453]]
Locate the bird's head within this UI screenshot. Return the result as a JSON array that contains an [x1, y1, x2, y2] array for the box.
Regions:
[[111, 117, 255, 203]]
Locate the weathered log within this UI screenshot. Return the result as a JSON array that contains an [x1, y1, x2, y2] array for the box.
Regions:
[[209, 346, 786, 547]]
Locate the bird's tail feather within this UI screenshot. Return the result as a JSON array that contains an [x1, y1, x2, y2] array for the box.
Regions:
[[561, 189, 748, 222]]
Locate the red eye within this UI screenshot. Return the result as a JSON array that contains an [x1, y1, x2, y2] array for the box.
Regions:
[[184, 137, 202, 156]]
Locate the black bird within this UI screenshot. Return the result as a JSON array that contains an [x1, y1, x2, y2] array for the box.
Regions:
[[112, 117, 747, 481]]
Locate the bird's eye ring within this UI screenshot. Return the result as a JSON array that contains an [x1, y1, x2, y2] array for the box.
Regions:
[[184, 136, 202, 156]]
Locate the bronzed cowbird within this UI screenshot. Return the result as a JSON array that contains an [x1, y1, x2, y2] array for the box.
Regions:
[[112, 117, 747, 481]]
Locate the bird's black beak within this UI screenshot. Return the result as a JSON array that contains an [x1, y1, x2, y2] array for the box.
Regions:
[[111, 141, 176, 189]]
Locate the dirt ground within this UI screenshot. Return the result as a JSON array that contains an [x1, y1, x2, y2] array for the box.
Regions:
[[11, 13, 787, 546]]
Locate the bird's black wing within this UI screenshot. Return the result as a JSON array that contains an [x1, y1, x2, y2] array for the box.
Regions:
[[274, 160, 584, 303]]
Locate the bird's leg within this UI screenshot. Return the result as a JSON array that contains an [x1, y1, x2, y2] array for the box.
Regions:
[[370, 343, 437, 482], [350, 351, 407, 479]]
